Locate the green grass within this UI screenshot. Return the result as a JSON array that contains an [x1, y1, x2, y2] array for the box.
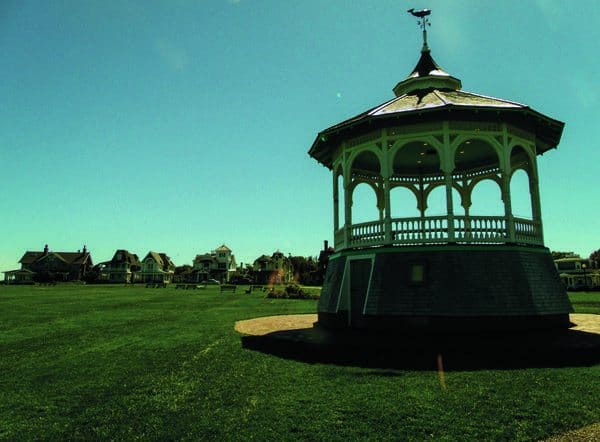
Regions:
[[568, 290, 600, 314], [0, 285, 598, 441]]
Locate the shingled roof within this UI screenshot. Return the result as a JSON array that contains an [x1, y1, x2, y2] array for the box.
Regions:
[[109, 250, 141, 267], [309, 48, 564, 169], [19, 247, 92, 266]]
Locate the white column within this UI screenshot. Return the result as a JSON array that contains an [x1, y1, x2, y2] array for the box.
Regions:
[[381, 143, 392, 244], [343, 170, 352, 248], [502, 172, 516, 242], [461, 175, 472, 239], [529, 171, 544, 243], [418, 176, 426, 240], [442, 123, 455, 241], [501, 124, 516, 242], [444, 172, 455, 241], [333, 171, 339, 232]]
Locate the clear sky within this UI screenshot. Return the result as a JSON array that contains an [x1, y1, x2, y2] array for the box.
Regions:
[[1, 0, 599, 271]]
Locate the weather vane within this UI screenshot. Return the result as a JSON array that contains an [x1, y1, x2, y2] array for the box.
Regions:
[[407, 8, 432, 51]]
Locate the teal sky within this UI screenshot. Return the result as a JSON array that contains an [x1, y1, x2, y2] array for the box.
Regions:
[[1, 0, 599, 271]]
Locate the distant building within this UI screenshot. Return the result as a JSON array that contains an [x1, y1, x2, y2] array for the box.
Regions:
[[252, 251, 293, 285], [139, 252, 175, 284], [3, 244, 93, 284], [555, 257, 599, 290], [2, 269, 35, 285], [99, 250, 142, 283], [191, 244, 237, 283]]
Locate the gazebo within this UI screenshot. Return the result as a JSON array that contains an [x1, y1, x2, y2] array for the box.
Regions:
[[309, 10, 572, 331]]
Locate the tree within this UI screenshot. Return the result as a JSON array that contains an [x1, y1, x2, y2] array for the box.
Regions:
[[289, 256, 318, 285], [551, 251, 577, 260], [174, 265, 192, 275], [174, 265, 193, 283], [590, 249, 600, 269]]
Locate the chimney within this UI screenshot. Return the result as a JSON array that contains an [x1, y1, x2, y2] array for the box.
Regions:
[[43, 244, 49, 254], [324, 240, 328, 251], [83, 245, 87, 254]]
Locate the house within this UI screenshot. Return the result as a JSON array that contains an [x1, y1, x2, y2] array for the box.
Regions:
[[316, 240, 335, 285], [554, 256, 599, 290], [3, 244, 93, 283], [2, 269, 35, 285], [139, 252, 175, 283], [252, 251, 294, 285], [99, 250, 141, 283], [191, 244, 237, 283]]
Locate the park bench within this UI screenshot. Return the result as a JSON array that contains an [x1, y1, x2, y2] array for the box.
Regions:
[[146, 283, 167, 288], [220, 284, 237, 293]]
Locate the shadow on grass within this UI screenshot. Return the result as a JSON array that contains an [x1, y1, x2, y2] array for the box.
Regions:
[[241, 326, 600, 371]]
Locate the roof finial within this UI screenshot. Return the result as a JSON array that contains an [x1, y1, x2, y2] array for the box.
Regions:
[[407, 8, 432, 52]]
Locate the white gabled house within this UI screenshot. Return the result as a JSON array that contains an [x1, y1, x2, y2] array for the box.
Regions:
[[191, 244, 237, 283], [139, 251, 175, 283]]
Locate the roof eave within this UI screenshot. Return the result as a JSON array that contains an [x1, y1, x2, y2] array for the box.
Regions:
[[309, 105, 565, 168]]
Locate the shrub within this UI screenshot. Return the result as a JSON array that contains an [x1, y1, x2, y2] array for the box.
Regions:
[[266, 284, 320, 300]]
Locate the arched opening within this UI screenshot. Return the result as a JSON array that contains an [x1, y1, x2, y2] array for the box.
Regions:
[[510, 169, 533, 219], [390, 186, 420, 219], [452, 187, 465, 216], [424, 185, 463, 216], [470, 179, 503, 216], [510, 145, 532, 172], [351, 182, 378, 224], [425, 185, 447, 216], [349, 150, 381, 226]]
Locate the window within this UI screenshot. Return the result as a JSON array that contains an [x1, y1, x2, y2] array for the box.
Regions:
[[409, 262, 426, 284]]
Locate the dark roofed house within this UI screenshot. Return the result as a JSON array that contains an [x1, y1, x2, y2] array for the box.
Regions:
[[3, 244, 93, 283], [139, 251, 175, 284], [99, 250, 142, 283], [252, 251, 293, 285]]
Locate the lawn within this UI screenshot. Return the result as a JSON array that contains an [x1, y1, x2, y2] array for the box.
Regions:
[[0, 285, 598, 441]]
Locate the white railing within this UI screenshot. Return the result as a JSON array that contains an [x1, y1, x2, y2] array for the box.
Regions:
[[349, 220, 385, 247], [454, 216, 507, 243], [337, 215, 543, 249], [391, 216, 449, 244], [514, 218, 542, 245]]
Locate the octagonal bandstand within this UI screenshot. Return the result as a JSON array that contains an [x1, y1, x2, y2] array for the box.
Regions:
[[309, 35, 572, 331]]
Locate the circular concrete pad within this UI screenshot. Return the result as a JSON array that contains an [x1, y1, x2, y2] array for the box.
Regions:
[[236, 313, 600, 336], [235, 314, 317, 336], [569, 313, 600, 334], [236, 314, 600, 370]]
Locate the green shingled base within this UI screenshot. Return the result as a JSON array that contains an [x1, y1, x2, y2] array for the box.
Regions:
[[318, 244, 573, 331]]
